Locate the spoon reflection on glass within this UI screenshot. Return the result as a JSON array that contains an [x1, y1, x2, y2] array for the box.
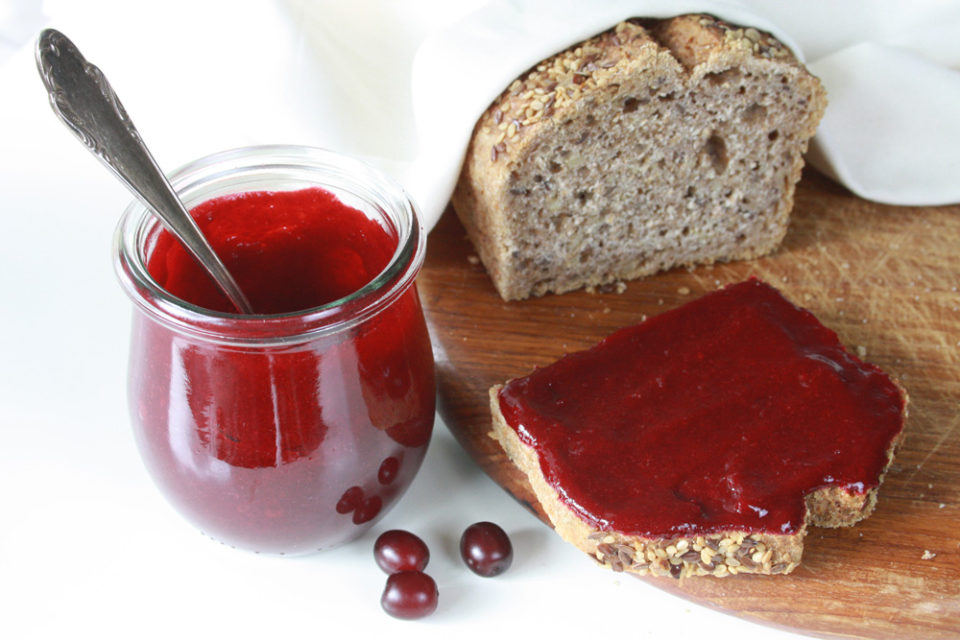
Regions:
[[35, 28, 255, 315]]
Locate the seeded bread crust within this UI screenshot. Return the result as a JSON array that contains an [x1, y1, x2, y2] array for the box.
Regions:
[[452, 15, 827, 301], [489, 384, 906, 578]]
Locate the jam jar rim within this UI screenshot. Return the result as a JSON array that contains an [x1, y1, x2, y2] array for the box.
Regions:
[[113, 144, 425, 346]]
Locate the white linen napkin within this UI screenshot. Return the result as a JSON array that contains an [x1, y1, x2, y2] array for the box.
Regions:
[[399, 0, 960, 230]]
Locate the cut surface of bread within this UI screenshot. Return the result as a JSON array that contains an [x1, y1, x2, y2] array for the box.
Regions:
[[452, 15, 827, 301], [489, 280, 907, 577]]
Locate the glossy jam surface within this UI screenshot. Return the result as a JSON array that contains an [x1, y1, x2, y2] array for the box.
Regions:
[[498, 279, 905, 538], [147, 187, 395, 314], [130, 187, 434, 553]]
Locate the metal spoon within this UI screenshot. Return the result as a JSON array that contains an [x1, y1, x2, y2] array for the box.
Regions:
[[35, 28, 255, 315]]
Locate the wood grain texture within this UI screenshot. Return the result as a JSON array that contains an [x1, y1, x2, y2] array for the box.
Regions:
[[418, 169, 960, 640]]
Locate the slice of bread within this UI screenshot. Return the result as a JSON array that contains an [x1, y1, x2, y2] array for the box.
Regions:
[[491, 389, 903, 577], [487, 280, 907, 578], [452, 15, 827, 301]]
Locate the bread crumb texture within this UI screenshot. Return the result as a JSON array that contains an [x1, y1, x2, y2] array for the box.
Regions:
[[452, 15, 827, 300]]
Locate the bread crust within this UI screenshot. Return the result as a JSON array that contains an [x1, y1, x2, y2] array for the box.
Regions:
[[453, 15, 827, 301], [489, 384, 906, 578]]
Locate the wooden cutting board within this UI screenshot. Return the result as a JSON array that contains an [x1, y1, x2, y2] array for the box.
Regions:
[[417, 169, 960, 640]]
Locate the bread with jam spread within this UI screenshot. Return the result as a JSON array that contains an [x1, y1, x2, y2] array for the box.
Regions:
[[488, 280, 907, 577], [452, 15, 827, 301]]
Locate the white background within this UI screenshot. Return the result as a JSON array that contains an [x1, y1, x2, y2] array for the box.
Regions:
[[0, 2, 819, 638]]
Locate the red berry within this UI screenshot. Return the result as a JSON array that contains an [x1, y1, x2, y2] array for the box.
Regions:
[[374, 529, 429, 573], [336, 486, 363, 514], [380, 571, 438, 620], [378, 456, 400, 485], [352, 495, 382, 525], [460, 522, 513, 577]]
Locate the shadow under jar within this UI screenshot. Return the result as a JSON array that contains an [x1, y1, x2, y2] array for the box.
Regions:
[[114, 146, 435, 555]]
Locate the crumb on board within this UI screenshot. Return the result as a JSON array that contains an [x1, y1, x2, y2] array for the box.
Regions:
[[678, 286, 691, 296], [467, 255, 480, 265], [921, 550, 937, 560], [856, 345, 868, 357], [586, 281, 628, 295]]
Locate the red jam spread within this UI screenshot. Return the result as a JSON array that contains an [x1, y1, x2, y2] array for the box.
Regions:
[[147, 187, 395, 313], [131, 187, 434, 553], [498, 279, 905, 538]]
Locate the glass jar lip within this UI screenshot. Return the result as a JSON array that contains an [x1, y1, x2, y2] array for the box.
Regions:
[[113, 145, 425, 346]]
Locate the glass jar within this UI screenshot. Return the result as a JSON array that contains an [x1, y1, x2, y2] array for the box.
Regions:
[[114, 146, 435, 555]]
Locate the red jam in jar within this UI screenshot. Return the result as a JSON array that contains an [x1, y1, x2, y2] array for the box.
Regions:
[[147, 187, 397, 315], [115, 147, 435, 554]]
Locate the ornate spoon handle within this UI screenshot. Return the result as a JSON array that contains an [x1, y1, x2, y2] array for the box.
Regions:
[[36, 28, 255, 314]]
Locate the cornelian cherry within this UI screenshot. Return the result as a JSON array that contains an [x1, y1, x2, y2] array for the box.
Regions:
[[460, 522, 513, 577], [374, 530, 430, 573], [380, 571, 438, 620]]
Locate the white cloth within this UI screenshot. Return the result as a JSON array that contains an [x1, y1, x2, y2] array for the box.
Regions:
[[25, 0, 960, 234], [402, 0, 960, 227]]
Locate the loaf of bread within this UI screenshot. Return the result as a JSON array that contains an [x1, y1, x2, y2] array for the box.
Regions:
[[452, 15, 827, 300], [488, 280, 907, 578]]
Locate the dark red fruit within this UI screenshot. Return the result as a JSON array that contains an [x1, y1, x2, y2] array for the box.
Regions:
[[352, 495, 382, 525], [380, 571, 438, 620], [336, 486, 363, 514], [378, 456, 400, 485], [459, 521, 513, 577], [374, 529, 430, 573]]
